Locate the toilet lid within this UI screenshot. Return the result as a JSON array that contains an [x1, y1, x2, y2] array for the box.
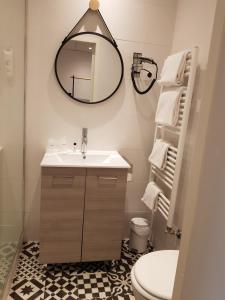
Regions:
[[134, 250, 179, 300]]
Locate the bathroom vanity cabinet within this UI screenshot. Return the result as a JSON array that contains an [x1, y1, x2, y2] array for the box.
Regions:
[[40, 167, 128, 264]]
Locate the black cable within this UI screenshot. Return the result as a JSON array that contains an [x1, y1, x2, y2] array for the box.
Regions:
[[131, 59, 158, 94]]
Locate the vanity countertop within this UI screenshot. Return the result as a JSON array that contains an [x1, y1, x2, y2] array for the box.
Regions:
[[41, 150, 130, 169]]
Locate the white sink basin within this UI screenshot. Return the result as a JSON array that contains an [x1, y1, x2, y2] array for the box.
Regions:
[[41, 150, 130, 169]]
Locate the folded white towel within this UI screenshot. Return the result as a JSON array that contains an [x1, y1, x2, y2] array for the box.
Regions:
[[141, 181, 161, 211], [158, 50, 188, 86], [155, 87, 185, 127], [149, 139, 170, 170]]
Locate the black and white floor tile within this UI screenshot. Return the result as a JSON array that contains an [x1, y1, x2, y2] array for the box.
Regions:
[[10, 277, 45, 300], [8, 240, 151, 300]]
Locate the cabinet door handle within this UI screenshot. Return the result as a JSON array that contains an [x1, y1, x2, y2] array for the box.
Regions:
[[52, 176, 74, 187], [98, 176, 118, 181]]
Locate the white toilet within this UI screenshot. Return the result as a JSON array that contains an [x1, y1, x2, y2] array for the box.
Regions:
[[131, 250, 179, 300]]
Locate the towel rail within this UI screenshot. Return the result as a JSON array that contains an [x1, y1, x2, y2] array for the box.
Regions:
[[158, 202, 169, 217], [159, 192, 170, 205], [158, 199, 170, 214], [187, 52, 192, 59], [169, 145, 177, 153], [151, 148, 177, 177], [156, 124, 180, 134], [158, 205, 169, 220], [152, 169, 173, 189], [186, 61, 191, 66], [168, 151, 177, 159], [158, 193, 170, 218], [167, 47, 198, 228], [165, 166, 175, 175], [184, 53, 192, 76], [149, 47, 198, 228], [152, 166, 174, 181], [167, 161, 176, 169], [158, 195, 169, 206], [167, 156, 176, 164], [166, 165, 175, 174]]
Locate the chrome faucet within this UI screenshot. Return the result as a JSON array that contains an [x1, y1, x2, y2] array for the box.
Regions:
[[81, 128, 88, 159]]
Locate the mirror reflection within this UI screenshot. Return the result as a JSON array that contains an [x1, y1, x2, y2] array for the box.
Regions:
[[55, 33, 123, 104]]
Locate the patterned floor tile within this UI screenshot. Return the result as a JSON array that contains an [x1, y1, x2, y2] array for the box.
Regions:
[[108, 296, 135, 300], [107, 240, 151, 299], [9, 239, 152, 300], [9, 277, 45, 300], [107, 266, 133, 298], [21, 242, 40, 260], [46, 261, 108, 278], [44, 274, 78, 300], [76, 272, 111, 299], [9, 242, 46, 300], [14, 256, 47, 283], [13, 242, 47, 283]]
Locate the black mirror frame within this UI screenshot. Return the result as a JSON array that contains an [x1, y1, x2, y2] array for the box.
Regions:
[[55, 31, 124, 104]]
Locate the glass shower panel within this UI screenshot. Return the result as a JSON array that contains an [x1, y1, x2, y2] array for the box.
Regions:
[[0, 0, 25, 296]]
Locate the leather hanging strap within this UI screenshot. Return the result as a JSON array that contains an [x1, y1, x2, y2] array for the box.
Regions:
[[63, 2, 117, 46], [89, 0, 100, 11]]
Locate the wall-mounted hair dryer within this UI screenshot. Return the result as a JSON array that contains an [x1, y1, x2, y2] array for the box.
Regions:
[[131, 52, 158, 94]]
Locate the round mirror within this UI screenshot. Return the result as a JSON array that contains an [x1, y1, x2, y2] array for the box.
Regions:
[[55, 32, 124, 104]]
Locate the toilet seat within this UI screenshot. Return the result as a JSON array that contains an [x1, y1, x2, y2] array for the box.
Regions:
[[132, 250, 179, 300], [131, 268, 160, 300]]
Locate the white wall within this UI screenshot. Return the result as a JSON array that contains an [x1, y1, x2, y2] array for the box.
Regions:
[[24, 0, 177, 240], [180, 30, 225, 299], [173, 1, 225, 298]]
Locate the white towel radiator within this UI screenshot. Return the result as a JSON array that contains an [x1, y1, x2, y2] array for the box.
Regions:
[[150, 47, 198, 229]]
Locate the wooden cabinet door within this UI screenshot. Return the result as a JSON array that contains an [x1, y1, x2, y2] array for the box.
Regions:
[[82, 168, 127, 261], [40, 167, 86, 264]]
